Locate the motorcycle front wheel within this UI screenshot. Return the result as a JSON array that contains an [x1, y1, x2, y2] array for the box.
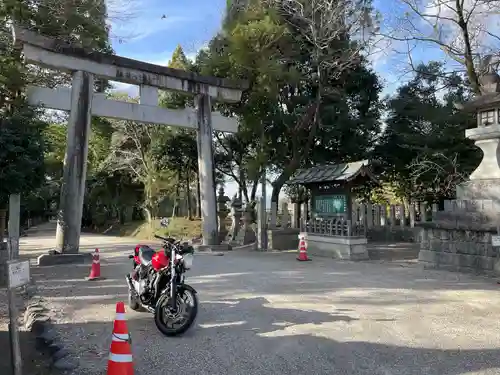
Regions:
[[154, 286, 198, 337]]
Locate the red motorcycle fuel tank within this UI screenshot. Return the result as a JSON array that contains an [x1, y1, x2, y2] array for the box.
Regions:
[[151, 250, 169, 271]]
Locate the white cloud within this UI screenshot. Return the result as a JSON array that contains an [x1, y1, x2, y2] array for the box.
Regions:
[[110, 81, 139, 97]]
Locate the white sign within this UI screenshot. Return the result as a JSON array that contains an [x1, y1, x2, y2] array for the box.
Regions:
[[7, 260, 30, 289], [492, 235, 500, 247]]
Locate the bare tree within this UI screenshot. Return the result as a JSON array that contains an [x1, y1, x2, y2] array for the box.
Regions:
[[382, 0, 500, 94], [409, 152, 468, 198], [103, 105, 176, 222]]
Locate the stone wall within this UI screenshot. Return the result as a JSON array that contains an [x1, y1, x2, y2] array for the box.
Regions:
[[366, 227, 421, 243], [267, 228, 300, 250], [418, 224, 500, 275]]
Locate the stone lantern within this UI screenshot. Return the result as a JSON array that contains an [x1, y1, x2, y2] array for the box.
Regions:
[[455, 65, 500, 199], [216, 186, 230, 244]]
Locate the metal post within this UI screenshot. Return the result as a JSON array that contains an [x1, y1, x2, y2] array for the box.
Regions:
[[8, 194, 22, 375], [55, 71, 94, 253], [195, 94, 218, 246]]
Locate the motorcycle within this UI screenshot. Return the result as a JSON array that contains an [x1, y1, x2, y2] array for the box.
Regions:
[[125, 218, 198, 336]]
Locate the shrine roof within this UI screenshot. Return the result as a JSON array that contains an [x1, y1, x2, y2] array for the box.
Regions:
[[286, 160, 378, 185]]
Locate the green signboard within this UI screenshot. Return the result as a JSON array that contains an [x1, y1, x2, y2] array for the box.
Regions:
[[312, 194, 347, 215]]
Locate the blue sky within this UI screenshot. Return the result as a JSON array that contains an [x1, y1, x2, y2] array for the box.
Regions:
[[106, 0, 494, 201], [108, 0, 453, 96], [106, 0, 429, 201], [110, 0, 226, 70]]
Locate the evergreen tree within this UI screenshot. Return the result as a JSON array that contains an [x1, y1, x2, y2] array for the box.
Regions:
[[0, 0, 113, 209]]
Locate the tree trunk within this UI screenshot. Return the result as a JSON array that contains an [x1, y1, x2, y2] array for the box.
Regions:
[[196, 174, 201, 218], [270, 101, 320, 210], [455, 2, 481, 94], [175, 170, 181, 216], [144, 206, 153, 223], [238, 167, 243, 198], [271, 173, 289, 210], [186, 173, 192, 219], [250, 178, 259, 202]]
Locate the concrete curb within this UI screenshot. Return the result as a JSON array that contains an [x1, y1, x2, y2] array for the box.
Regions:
[[23, 288, 79, 371]]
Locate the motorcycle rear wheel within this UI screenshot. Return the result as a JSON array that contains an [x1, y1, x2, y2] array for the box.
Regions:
[[154, 287, 198, 337]]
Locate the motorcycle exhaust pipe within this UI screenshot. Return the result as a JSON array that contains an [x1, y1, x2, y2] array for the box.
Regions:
[[125, 274, 135, 291], [141, 304, 155, 313]]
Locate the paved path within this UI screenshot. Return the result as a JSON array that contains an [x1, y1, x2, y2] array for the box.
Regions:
[[20, 224, 500, 375]]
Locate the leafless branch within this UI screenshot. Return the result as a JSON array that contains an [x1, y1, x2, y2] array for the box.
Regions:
[[409, 152, 468, 196], [266, 0, 378, 74], [381, 0, 500, 92]]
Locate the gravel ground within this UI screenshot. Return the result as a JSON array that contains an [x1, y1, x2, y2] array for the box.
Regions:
[[0, 287, 52, 375], [23, 236, 500, 375]]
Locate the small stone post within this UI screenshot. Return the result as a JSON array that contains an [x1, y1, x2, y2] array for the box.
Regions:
[[301, 202, 309, 224], [389, 205, 396, 227], [380, 204, 387, 226], [280, 202, 289, 228], [258, 196, 268, 250], [55, 70, 93, 254], [269, 201, 278, 228], [291, 202, 300, 228], [216, 187, 230, 244]]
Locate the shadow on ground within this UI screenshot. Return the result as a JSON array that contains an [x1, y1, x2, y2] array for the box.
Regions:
[[24, 250, 500, 374], [45, 297, 500, 375], [0, 329, 52, 375]]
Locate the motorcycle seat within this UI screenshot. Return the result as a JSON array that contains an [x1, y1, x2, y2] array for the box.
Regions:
[[138, 245, 156, 265]]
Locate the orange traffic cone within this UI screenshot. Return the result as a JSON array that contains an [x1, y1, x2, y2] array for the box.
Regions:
[[86, 248, 105, 281], [107, 302, 134, 375], [297, 234, 311, 261]]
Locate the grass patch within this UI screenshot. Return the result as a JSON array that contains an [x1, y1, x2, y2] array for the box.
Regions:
[[104, 218, 202, 241]]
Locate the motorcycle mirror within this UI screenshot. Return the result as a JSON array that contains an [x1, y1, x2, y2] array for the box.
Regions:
[[160, 217, 170, 227]]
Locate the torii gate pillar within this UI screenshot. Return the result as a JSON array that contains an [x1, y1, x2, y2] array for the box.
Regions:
[[55, 71, 93, 253]]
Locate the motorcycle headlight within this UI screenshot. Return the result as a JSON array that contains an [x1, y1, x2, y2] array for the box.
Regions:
[[183, 253, 194, 269]]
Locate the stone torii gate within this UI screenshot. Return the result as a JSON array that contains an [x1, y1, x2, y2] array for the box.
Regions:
[[13, 27, 247, 258]]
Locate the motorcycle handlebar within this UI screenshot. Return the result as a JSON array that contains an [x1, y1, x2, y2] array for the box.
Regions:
[[154, 234, 168, 241], [154, 234, 181, 246]]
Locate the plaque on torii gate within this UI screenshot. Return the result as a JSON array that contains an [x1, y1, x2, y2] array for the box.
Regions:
[[12, 26, 248, 255]]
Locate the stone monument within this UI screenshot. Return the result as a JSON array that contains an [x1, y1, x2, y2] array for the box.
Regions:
[[235, 201, 257, 245], [216, 187, 230, 244], [226, 194, 243, 245], [418, 59, 500, 274]]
